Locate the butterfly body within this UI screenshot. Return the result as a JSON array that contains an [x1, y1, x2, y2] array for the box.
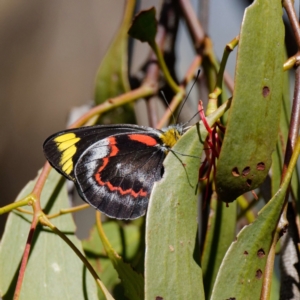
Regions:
[[43, 124, 183, 219]]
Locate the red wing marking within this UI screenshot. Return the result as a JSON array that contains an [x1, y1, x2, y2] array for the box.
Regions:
[[94, 136, 148, 198], [95, 173, 148, 198], [96, 137, 118, 174], [128, 134, 158, 146], [108, 137, 119, 156]]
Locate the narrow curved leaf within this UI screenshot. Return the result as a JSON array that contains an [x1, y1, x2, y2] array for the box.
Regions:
[[94, 0, 135, 124], [211, 139, 300, 299], [215, 0, 285, 202], [82, 222, 141, 299], [201, 193, 237, 298], [145, 101, 230, 300], [96, 218, 144, 300]]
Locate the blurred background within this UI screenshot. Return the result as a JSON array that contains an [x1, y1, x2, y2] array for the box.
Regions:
[[0, 0, 293, 237]]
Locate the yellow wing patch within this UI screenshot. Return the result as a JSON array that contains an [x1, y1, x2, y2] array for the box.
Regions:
[[54, 133, 77, 143], [54, 133, 81, 175]]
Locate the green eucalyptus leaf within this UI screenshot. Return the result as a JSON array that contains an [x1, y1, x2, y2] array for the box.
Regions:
[[94, 0, 135, 124], [201, 193, 237, 298], [211, 138, 300, 300], [270, 267, 280, 300], [82, 222, 140, 299], [145, 101, 230, 300], [95, 219, 144, 300], [128, 7, 157, 44], [271, 62, 291, 196], [0, 170, 98, 300], [215, 0, 285, 202]]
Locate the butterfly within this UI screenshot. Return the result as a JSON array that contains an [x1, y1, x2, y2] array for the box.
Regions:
[[43, 123, 184, 220]]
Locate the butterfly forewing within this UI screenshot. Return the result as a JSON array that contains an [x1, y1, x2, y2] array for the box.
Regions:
[[43, 124, 157, 181]]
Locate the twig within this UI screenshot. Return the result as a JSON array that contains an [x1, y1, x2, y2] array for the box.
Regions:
[[179, 0, 205, 51], [13, 205, 39, 300], [261, 1, 300, 298], [47, 203, 89, 219]]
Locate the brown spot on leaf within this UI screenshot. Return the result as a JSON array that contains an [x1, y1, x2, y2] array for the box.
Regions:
[[244, 251, 248, 256], [256, 269, 263, 279], [242, 166, 250, 176], [256, 162, 265, 171], [257, 248, 265, 258], [232, 167, 240, 177], [262, 86, 270, 97], [246, 179, 252, 187], [156, 297, 163, 300]]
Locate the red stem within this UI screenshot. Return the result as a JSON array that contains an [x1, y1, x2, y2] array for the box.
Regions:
[[14, 212, 38, 300], [198, 101, 212, 134]]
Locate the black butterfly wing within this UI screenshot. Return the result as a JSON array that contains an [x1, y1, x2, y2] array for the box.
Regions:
[[43, 124, 160, 181], [74, 133, 165, 219]]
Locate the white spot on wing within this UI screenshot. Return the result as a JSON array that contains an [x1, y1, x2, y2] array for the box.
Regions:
[[75, 138, 111, 177], [85, 139, 110, 160]]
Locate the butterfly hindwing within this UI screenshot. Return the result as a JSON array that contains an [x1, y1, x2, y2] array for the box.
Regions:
[[74, 133, 165, 219]]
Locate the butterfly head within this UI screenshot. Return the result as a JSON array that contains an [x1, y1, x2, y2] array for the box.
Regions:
[[160, 124, 184, 151]]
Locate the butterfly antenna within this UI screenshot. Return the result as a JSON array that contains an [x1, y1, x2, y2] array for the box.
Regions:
[[176, 69, 201, 124], [160, 90, 176, 124], [184, 109, 203, 128]]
